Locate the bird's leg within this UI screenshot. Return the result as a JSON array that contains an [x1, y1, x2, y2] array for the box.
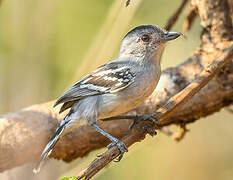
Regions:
[[89, 122, 128, 162], [101, 115, 139, 121], [102, 114, 159, 130]]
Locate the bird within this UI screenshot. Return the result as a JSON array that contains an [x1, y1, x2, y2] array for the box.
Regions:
[[33, 25, 181, 173]]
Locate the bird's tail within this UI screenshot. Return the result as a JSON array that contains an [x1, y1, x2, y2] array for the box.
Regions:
[[33, 115, 70, 174]]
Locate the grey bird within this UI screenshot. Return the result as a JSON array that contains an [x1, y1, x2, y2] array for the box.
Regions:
[[33, 25, 180, 173]]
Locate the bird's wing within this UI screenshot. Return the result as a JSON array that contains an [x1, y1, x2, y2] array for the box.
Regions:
[[54, 62, 136, 113]]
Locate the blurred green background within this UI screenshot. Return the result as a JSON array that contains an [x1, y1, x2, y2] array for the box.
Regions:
[[0, 0, 232, 180]]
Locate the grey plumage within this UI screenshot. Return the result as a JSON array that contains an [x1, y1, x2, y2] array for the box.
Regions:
[[33, 25, 180, 173]]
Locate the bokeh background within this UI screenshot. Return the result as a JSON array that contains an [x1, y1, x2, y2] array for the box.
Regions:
[[0, 0, 233, 180]]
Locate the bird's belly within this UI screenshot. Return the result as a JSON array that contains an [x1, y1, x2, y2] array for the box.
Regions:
[[97, 95, 138, 119], [98, 74, 159, 119]]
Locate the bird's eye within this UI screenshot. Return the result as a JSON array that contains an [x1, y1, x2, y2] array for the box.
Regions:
[[141, 34, 150, 42]]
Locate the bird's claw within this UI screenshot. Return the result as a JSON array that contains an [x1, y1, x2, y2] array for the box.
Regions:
[[129, 114, 159, 136], [107, 140, 128, 162], [130, 114, 159, 130]]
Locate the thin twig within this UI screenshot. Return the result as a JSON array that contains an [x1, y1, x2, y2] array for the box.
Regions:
[[164, 0, 189, 31], [172, 124, 189, 142], [76, 45, 233, 180], [125, 0, 131, 7], [183, 5, 197, 33], [160, 125, 189, 142]]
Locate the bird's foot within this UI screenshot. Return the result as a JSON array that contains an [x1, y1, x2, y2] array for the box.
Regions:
[[130, 114, 159, 136], [107, 140, 128, 162]]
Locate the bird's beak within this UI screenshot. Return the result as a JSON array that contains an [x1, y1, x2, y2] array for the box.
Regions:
[[164, 31, 181, 41]]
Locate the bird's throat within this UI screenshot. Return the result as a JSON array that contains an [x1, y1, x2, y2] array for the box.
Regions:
[[152, 45, 165, 66]]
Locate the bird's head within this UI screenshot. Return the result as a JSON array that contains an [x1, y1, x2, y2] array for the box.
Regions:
[[119, 25, 181, 64]]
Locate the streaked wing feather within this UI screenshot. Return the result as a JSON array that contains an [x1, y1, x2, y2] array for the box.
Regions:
[[54, 87, 101, 107], [54, 62, 135, 112]]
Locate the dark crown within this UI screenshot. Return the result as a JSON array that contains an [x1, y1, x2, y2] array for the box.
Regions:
[[123, 25, 163, 39]]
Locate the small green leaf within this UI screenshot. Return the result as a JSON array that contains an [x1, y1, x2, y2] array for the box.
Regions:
[[60, 178, 69, 180], [60, 176, 79, 180]]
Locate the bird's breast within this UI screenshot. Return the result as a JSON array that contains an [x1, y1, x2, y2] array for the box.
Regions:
[[98, 65, 161, 119]]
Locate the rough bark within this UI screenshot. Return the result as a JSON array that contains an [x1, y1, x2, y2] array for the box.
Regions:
[[0, 0, 233, 174]]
